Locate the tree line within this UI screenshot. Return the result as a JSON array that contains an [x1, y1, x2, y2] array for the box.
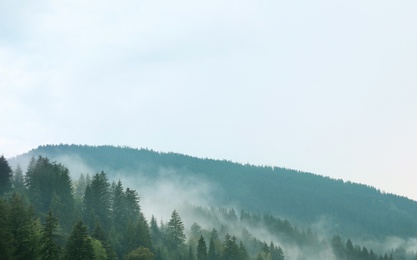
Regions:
[[0, 154, 412, 259], [0, 155, 284, 260]]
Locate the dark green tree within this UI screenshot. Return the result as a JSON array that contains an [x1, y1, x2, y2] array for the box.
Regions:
[[124, 214, 152, 255], [40, 209, 61, 260], [238, 241, 249, 260], [12, 164, 26, 195], [223, 234, 239, 260], [166, 210, 186, 249], [165, 210, 186, 259], [197, 235, 208, 260], [83, 172, 111, 230], [150, 215, 162, 245], [64, 220, 94, 260], [0, 155, 12, 196], [0, 198, 13, 259], [8, 193, 40, 260], [24, 157, 74, 231]]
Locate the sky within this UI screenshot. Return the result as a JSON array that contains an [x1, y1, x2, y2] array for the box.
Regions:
[[1, 1, 417, 200]]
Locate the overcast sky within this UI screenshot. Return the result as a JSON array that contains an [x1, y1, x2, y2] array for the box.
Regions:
[[1, 1, 417, 200]]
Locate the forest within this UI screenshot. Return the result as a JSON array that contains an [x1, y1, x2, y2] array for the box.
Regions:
[[1, 147, 417, 259]]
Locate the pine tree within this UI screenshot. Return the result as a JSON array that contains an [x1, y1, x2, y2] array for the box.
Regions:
[[150, 215, 162, 245], [238, 241, 249, 260], [197, 235, 208, 260], [166, 210, 186, 249], [83, 172, 111, 230], [12, 164, 26, 195], [0, 198, 13, 259], [8, 193, 40, 260], [223, 234, 239, 260], [40, 209, 61, 260], [165, 210, 186, 259], [64, 220, 95, 260], [0, 155, 12, 196]]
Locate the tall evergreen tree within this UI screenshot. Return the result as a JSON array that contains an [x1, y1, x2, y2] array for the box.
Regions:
[[12, 164, 26, 195], [0, 155, 12, 196], [83, 172, 111, 230], [223, 234, 239, 260], [197, 235, 208, 260], [24, 156, 74, 231], [40, 209, 61, 260], [8, 193, 40, 260], [0, 198, 13, 259], [64, 220, 95, 260], [166, 210, 186, 249]]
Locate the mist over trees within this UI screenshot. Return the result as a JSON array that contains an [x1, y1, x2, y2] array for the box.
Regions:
[[11, 144, 417, 239], [2, 145, 417, 259]]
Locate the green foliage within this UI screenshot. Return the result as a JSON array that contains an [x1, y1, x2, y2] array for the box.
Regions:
[[124, 246, 154, 260], [0, 198, 13, 259], [6, 148, 416, 260], [197, 235, 208, 260], [40, 209, 61, 260], [24, 156, 74, 231], [9, 193, 40, 260], [166, 210, 186, 250], [17, 144, 417, 238], [64, 220, 95, 260], [12, 164, 26, 195], [0, 155, 13, 196], [83, 171, 111, 230], [91, 238, 108, 260]]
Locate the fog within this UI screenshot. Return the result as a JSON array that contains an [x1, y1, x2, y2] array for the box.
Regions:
[[9, 154, 417, 260]]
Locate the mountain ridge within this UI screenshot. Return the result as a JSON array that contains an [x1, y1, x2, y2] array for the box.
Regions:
[[9, 144, 417, 239]]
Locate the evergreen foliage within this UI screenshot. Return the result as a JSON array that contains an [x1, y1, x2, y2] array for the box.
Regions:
[[0, 155, 13, 196], [39, 209, 61, 260], [197, 235, 208, 260], [14, 144, 417, 238], [4, 149, 416, 260], [64, 220, 95, 260]]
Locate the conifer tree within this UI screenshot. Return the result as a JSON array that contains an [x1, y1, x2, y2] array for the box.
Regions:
[[166, 210, 186, 259], [197, 235, 208, 260], [0, 198, 13, 259], [9, 193, 40, 260], [40, 209, 61, 260], [12, 164, 26, 195], [223, 234, 239, 260], [83, 172, 111, 230], [0, 155, 12, 196], [64, 220, 94, 260]]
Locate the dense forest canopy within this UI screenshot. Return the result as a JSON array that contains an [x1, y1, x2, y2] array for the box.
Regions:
[[1, 154, 411, 260], [2, 145, 417, 259], [8, 144, 417, 238]]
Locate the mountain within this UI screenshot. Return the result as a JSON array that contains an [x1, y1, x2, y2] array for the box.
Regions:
[[9, 144, 417, 239]]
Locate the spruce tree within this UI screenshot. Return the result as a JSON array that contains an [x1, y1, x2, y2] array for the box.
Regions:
[[0, 198, 13, 259], [197, 235, 208, 260], [0, 155, 12, 196], [166, 210, 186, 250], [64, 220, 94, 260], [12, 164, 26, 195], [8, 193, 39, 260], [40, 209, 61, 260]]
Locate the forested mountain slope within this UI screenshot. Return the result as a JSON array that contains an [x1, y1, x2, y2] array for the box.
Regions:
[[9, 144, 417, 239]]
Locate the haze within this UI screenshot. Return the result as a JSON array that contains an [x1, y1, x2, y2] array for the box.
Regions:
[[1, 1, 417, 200]]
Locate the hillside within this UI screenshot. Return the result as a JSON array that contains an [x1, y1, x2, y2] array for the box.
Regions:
[[9, 144, 417, 239]]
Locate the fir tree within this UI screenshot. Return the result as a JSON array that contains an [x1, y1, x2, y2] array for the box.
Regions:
[[0, 155, 12, 196], [64, 220, 94, 260], [197, 235, 208, 260], [40, 209, 61, 260]]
